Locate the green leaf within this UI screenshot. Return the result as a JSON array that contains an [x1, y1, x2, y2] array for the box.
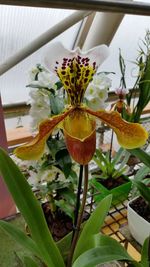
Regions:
[[55, 199, 74, 219], [134, 181, 150, 206], [93, 149, 107, 173], [73, 194, 112, 261], [95, 149, 108, 165], [133, 165, 150, 182], [56, 232, 72, 262], [73, 234, 134, 267], [50, 95, 64, 115], [93, 156, 106, 174], [133, 57, 150, 122], [23, 256, 39, 267], [55, 81, 63, 90], [55, 149, 72, 177], [141, 237, 150, 267], [128, 149, 150, 168], [118, 150, 130, 170], [46, 138, 66, 158], [0, 220, 40, 257], [0, 147, 65, 267], [111, 147, 125, 167]]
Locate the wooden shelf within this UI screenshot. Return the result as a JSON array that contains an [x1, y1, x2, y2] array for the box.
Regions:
[[6, 127, 33, 147]]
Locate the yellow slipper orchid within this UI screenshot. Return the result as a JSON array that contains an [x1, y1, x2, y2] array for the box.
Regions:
[[15, 43, 148, 165]]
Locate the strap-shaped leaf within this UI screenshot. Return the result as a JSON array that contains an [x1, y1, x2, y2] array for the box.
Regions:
[[141, 237, 150, 267], [133, 57, 150, 122], [0, 220, 40, 257], [128, 149, 150, 168], [133, 165, 150, 182], [23, 256, 39, 267], [135, 181, 150, 206], [73, 234, 140, 267], [0, 148, 65, 267], [73, 194, 112, 261], [111, 147, 124, 167]]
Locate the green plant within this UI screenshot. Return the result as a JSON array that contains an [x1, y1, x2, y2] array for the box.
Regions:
[[0, 147, 112, 267], [119, 30, 150, 123], [92, 147, 130, 180], [0, 147, 150, 267], [89, 147, 131, 205]]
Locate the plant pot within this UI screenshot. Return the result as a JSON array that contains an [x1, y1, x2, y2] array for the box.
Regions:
[[90, 176, 131, 206], [127, 196, 150, 245]]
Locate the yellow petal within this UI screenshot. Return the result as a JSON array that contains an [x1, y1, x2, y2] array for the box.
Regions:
[[14, 108, 74, 160], [85, 107, 148, 149], [63, 109, 96, 165]]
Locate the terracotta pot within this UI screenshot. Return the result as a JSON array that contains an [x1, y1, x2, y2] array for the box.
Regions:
[[127, 197, 150, 245]]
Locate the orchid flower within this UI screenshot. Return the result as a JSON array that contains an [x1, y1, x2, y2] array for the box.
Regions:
[[15, 43, 148, 165], [114, 87, 130, 113]]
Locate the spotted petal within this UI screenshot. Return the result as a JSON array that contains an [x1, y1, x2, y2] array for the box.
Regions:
[[15, 107, 74, 160], [84, 107, 148, 149]]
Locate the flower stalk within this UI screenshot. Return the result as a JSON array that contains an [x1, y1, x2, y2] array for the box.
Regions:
[[73, 165, 83, 234], [67, 165, 89, 267]]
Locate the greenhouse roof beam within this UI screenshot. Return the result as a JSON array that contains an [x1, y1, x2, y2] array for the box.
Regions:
[[0, 0, 150, 16]]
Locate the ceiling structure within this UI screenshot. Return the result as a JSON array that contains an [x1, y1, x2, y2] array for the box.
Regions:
[[0, 0, 150, 105]]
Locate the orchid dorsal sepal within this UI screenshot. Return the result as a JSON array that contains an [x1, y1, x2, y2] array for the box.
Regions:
[[44, 42, 110, 74]]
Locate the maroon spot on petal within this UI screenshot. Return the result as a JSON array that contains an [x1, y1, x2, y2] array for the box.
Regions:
[[65, 81, 69, 86], [71, 77, 75, 84], [61, 71, 66, 75]]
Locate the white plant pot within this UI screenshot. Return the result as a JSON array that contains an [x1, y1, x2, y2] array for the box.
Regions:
[[127, 197, 150, 245]]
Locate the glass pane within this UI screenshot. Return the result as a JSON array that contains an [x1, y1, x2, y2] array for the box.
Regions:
[[101, 11, 150, 90], [0, 5, 81, 104]]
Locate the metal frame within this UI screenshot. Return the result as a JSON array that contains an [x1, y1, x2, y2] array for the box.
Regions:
[[0, 0, 150, 16], [0, 10, 92, 76]]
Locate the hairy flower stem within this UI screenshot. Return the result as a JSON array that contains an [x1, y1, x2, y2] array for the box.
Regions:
[[73, 165, 83, 237], [109, 130, 114, 163], [67, 165, 89, 267]]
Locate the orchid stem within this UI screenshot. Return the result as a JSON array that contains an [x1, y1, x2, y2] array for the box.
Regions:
[[73, 165, 83, 236], [109, 130, 114, 163], [67, 164, 89, 267]]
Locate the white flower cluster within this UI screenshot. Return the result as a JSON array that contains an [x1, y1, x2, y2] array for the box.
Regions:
[[85, 73, 111, 111], [28, 66, 58, 132], [28, 165, 66, 189], [11, 153, 66, 189]]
